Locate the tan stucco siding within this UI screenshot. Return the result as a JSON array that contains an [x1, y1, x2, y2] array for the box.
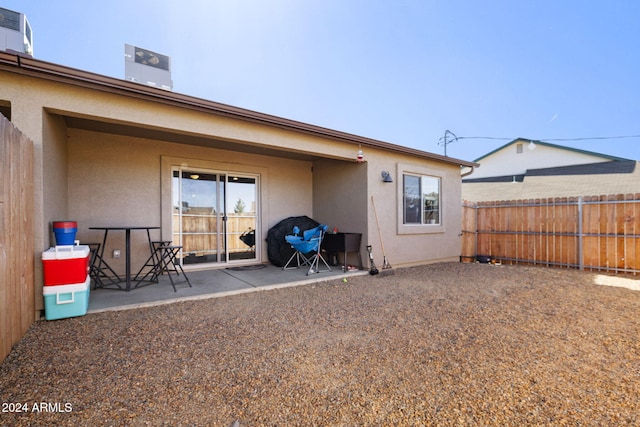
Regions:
[[389, 156, 463, 266], [67, 128, 314, 275], [1, 70, 360, 163], [1, 65, 468, 314]]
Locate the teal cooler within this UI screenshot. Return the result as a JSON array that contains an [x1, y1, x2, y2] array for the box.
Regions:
[[52, 221, 78, 246], [43, 276, 90, 320]]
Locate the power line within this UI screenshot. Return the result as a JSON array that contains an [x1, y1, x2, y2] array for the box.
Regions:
[[540, 135, 640, 142], [456, 134, 640, 142], [436, 133, 640, 156]]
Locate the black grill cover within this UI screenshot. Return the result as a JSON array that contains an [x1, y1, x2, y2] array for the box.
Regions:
[[267, 216, 319, 267]]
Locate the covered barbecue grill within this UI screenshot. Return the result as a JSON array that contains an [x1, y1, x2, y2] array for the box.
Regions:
[[266, 216, 319, 267]]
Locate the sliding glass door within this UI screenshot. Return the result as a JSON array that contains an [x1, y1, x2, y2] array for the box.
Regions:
[[172, 168, 258, 266]]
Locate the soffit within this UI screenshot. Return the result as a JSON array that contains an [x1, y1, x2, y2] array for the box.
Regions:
[[63, 115, 321, 161]]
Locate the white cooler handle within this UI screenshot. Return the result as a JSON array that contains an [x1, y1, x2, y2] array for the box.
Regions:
[[54, 241, 81, 252], [56, 291, 75, 305]]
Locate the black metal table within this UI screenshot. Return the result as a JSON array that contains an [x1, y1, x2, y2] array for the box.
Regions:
[[89, 226, 160, 291], [322, 232, 363, 270]]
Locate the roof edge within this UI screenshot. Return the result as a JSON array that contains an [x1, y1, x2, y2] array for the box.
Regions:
[[0, 51, 477, 168]]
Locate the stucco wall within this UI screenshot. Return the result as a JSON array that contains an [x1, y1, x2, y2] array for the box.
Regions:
[[313, 158, 369, 267], [67, 128, 314, 273], [1, 65, 469, 315], [367, 151, 463, 267], [316, 150, 464, 269]]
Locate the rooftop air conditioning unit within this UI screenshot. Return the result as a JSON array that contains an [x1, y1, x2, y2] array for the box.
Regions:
[[124, 43, 173, 91], [0, 7, 33, 56]]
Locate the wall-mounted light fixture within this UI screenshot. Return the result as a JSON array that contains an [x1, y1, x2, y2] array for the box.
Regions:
[[381, 171, 393, 183], [528, 141, 536, 151]]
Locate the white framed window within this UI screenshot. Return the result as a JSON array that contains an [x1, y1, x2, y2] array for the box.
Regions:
[[397, 163, 446, 235], [403, 174, 441, 225]]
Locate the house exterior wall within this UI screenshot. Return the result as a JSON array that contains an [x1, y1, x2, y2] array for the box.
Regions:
[[365, 152, 463, 267], [471, 142, 613, 179], [67, 128, 314, 277], [390, 157, 463, 266], [312, 158, 369, 266], [313, 152, 464, 268], [0, 60, 472, 314]]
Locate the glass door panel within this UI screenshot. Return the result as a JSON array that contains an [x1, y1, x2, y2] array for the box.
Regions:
[[173, 170, 225, 265], [172, 168, 258, 266], [226, 175, 257, 261]]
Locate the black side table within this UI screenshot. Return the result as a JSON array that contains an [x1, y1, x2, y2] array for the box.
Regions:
[[322, 232, 362, 270]]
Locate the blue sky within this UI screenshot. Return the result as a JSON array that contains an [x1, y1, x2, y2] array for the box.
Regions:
[[3, 0, 640, 161]]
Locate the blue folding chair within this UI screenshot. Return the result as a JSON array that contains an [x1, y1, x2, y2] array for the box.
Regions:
[[283, 224, 332, 275]]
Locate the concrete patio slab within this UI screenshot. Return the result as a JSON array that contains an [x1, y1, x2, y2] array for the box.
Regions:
[[88, 264, 367, 313]]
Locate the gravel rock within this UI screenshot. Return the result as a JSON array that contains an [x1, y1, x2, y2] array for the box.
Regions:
[[1, 263, 639, 426]]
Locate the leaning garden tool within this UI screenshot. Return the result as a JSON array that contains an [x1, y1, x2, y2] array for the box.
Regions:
[[371, 196, 392, 269], [366, 245, 379, 275]]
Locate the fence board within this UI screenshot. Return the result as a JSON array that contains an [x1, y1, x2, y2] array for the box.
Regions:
[[461, 194, 640, 274], [0, 115, 34, 363], [582, 195, 599, 269]]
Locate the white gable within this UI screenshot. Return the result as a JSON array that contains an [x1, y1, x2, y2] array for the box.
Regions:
[[470, 140, 620, 179]]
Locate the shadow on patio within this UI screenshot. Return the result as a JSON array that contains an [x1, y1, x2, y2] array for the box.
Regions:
[[88, 264, 366, 313]]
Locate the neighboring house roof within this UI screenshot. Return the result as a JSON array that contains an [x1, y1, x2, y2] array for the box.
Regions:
[[0, 51, 477, 168], [462, 160, 640, 201], [464, 160, 638, 183], [466, 138, 633, 181], [474, 138, 632, 163]]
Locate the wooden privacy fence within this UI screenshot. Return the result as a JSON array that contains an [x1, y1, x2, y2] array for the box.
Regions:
[[173, 212, 256, 255], [461, 194, 640, 274], [0, 114, 35, 363]]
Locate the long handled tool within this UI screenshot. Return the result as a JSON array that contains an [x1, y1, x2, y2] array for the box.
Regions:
[[366, 245, 379, 275], [371, 196, 392, 269]]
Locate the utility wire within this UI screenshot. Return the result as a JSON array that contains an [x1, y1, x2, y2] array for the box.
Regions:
[[436, 132, 640, 156], [456, 134, 640, 142]]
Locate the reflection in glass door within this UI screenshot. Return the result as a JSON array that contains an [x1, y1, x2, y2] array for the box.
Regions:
[[172, 168, 257, 266], [226, 175, 258, 261]]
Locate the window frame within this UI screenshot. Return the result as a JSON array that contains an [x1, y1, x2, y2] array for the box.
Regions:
[[396, 163, 447, 235]]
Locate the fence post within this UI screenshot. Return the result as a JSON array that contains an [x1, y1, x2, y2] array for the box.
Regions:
[[474, 203, 478, 260], [578, 196, 584, 270]]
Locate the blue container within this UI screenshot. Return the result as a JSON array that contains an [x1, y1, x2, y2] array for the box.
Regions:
[[52, 221, 77, 246]]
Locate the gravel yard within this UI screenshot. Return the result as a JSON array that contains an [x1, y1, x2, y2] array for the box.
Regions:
[[1, 262, 640, 426]]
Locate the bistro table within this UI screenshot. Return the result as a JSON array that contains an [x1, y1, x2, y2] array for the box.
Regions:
[[89, 226, 160, 291]]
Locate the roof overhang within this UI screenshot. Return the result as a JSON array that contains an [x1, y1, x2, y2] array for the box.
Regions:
[[0, 51, 478, 168]]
